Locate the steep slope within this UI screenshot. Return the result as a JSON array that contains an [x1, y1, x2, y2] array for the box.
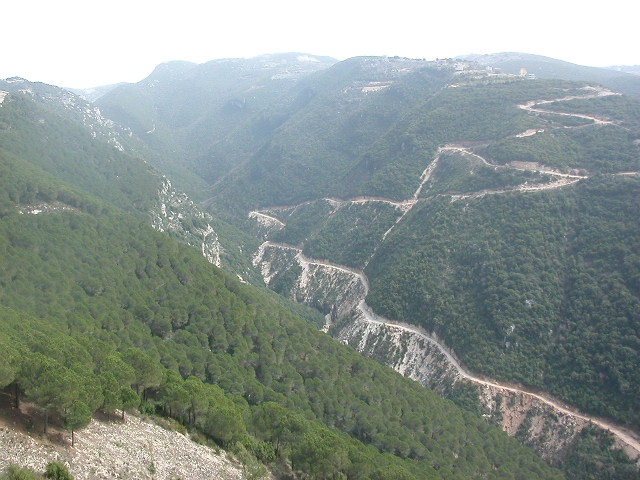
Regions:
[[0, 78, 563, 479], [208, 57, 456, 212], [244, 70, 640, 476], [0, 79, 266, 282], [0, 168, 562, 480], [96, 53, 336, 192], [79, 53, 640, 477], [0, 409, 244, 480]]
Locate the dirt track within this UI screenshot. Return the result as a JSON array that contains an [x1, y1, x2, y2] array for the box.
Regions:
[[250, 87, 640, 459]]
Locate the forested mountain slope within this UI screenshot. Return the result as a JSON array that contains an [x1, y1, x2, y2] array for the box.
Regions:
[[242, 69, 640, 427], [0, 78, 271, 284], [242, 73, 640, 477], [0, 77, 565, 479], [169, 60, 639, 422], [96, 53, 336, 193], [46, 53, 640, 478]]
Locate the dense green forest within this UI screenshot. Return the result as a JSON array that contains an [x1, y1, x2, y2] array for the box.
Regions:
[[0, 157, 562, 480], [0, 85, 160, 215], [96, 54, 336, 191], [202, 75, 618, 213], [423, 151, 553, 195], [0, 82, 566, 478], [266, 200, 402, 269], [366, 176, 640, 426], [5, 55, 639, 479], [187, 63, 640, 428]]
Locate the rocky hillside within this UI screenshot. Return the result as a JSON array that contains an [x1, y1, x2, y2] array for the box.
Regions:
[[0, 401, 244, 480]]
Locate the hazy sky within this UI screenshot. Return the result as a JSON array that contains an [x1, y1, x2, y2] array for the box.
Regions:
[[2, 0, 638, 88]]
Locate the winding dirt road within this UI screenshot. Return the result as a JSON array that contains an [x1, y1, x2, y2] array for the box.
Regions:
[[250, 87, 640, 459], [517, 86, 621, 126], [257, 240, 640, 458]]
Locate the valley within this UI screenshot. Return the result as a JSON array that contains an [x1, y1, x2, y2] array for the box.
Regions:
[[3, 53, 640, 479]]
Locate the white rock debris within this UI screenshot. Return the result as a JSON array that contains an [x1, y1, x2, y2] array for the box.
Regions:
[[0, 414, 244, 480], [248, 211, 285, 238], [17, 202, 77, 215], [254, 242, 366, 321]]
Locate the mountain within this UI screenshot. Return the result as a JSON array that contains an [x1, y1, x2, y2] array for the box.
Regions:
[[460, 52, 640, 97], [93, 53, 640, 478], [69, 82, 126, 102], [96, 53, 337, 194], [244, 66, 640, 428], [608, 65, 640, 76], [0, 76, 569, 478]]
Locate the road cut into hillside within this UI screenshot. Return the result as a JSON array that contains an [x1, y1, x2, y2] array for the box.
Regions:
[[250, 85, 640, 462]]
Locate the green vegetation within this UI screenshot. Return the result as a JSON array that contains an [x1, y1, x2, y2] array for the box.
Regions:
[[97, 55, 336, 192], [0, 208, 560, 477], [44, 463, 73, 480], [366, 176, 640, 426], [0, 463, 72, 480], [204, 59, 454, 210], [424, 151, 553, 195], [560, 427, 639, 480], [481, 127, 640, 173], [346, 79, 580, 201], [304, 202, 401, 268], [270, 200, 336, 246], [1, 465, 38, 480], [197, 62, 639, 438], [0, 90, 161, 215], [537, 94, 640, 130], [0, 119, 561, 478]]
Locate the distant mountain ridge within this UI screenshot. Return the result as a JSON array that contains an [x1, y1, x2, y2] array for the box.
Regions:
[[608, 65, 640, 76], [96, 53, 337, 192], [460, 52, 640, 97], [68, 82, 126, 102]]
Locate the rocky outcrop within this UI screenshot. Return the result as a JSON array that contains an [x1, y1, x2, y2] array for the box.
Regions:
[[332, 310, 461, 393], [331, 311, 592, 461], [253, 242, 365, 321], [152, 178, 221, 267]]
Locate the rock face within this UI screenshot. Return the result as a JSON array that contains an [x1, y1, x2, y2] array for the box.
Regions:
[[331, 311, 589, 461], [332, 311, 462, 394], [252, 241, 640, 464], [253, 242, 365, 321], [479, 385, 588, 461], [0, 414, 244, 480], [151, 178, 222, 267]]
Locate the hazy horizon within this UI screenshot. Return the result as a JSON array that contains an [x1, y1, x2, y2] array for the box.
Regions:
[[2, 0, 639, 89]]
